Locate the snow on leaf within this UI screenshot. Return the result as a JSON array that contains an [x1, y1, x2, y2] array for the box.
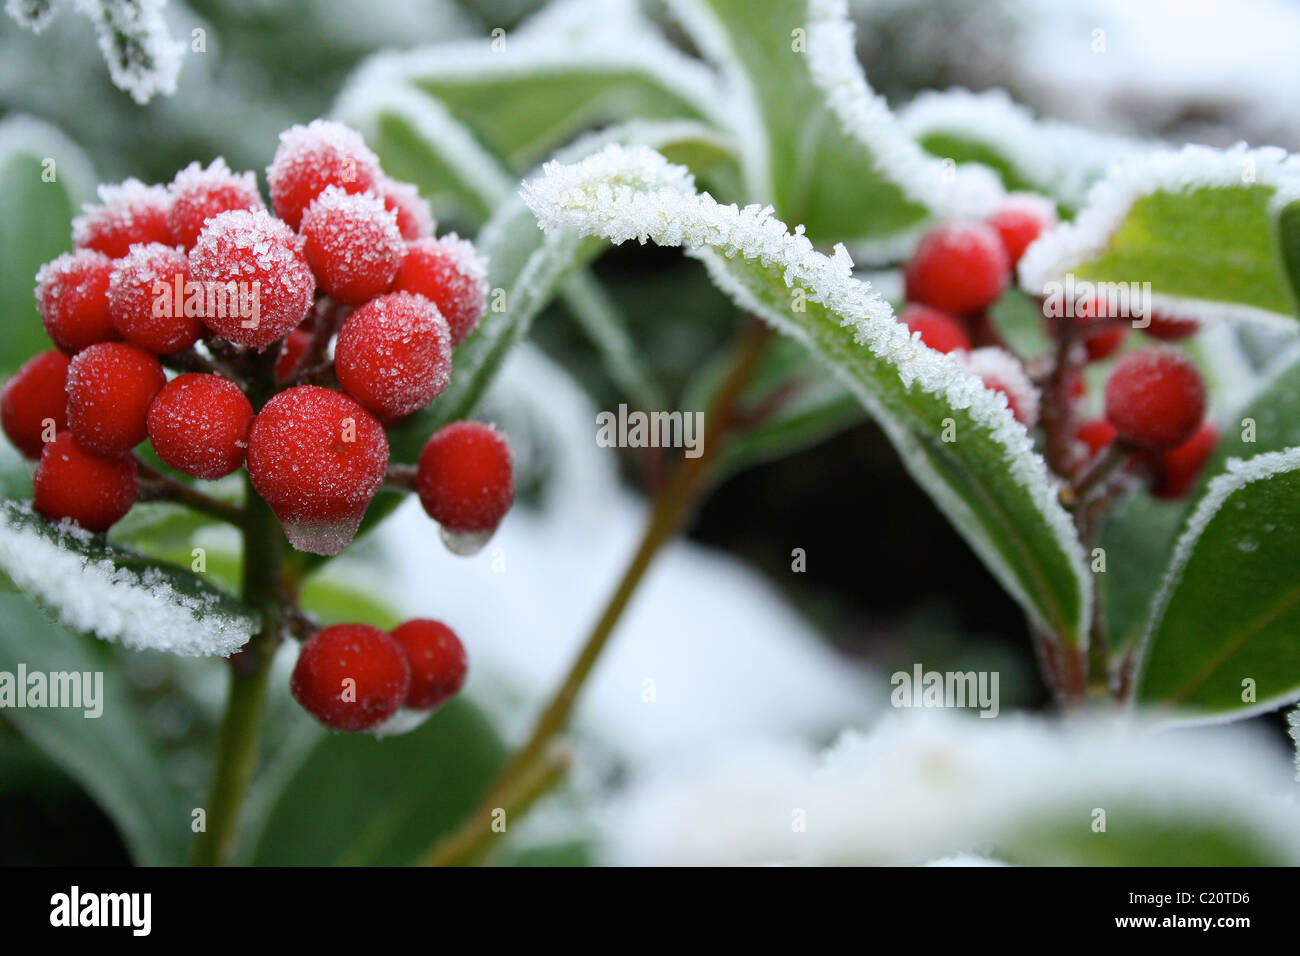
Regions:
[[1020, 143, 1300, 328], [60, 0, 186, 104], [522, 144, 1090, 644], [0, 501, 258, 657], [5, 0, 56, 32]]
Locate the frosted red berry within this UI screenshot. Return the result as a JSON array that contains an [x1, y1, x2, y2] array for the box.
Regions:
[[1144, 312, 1200, 342], [391, 618, 468, 710], [904, 222, 1010, 315], [1152, 422, 1218, 500], [35, 250, 117, 354], [166, 159, 265, 250], [266, 120, 382, 230], [2, 350, 70, 459], [1104, 347, 1206, 451], [416, 421, 514, 536], [334, 291, 452, 420], [274, 328, 313, 383], [72, 180, 173, 258], [392, 235, 488, 347], [985, 194, 1056, 266], [246, 386, 389, 555], [961, 347, 1039, 428], [1075, 418, 1117, 459], [108, 242, 201, 354], [377, 177, 435, 240], [290, 624, 411, 732], [188, 209, 316, 349], [147, 374, 254, 479], [66, 342, 166, 455], [1083, 325, 1127, 362], [33, 432, 137, 533], [300, 187, 404, 305], [900, 304, 971, 354]]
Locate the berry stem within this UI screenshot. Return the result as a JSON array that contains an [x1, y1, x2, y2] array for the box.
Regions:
[[421, 319, 773, 867], [135, 457, 246, 525], [189, 474, 285, 866]]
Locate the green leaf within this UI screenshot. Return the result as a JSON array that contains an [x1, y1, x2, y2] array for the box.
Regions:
[[0, 593, 193, 865], [1136, 448, 1300, 719], [0, 501, 258, 658], [0, 116, 96, 375], [249, 697, 505, 865], [1020, 145, 1300, 327], [522, 145, 1090, 643], [1276, 198, 1300, 315]]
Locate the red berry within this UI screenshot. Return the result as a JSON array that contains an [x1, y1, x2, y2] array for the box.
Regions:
[[108, 242, 202, 354], [416, 421, 514, 539], [390, 618, 468, 710], [1152, 422, 1218, 499], [961, 347, 1039, 428], [377, 177, 435, 240], [33, 432, 137, 533], [1083, 324, 1127, 362], [300, 187, 404, 305], [35, 250, 117, 354], [290, 624, 411, 732], [985, 194, 1056, 266], [1104, 347, 1206, 451], [66, 342, 166, 455], [246, 386, 389, 555], [166, 159, 265, 250], [1075, 418, 1117, 459], [266, 120, 381, 230], [146, 374, 254, 479], [1144, 311, 1200, 341], [1, 350, 70, 459], [899, 304, 971, 354], [904, 222, 1010, 315], [188, 209, 316, 349], [72, 180, 173, 258], [274, 328, 313, 383], [335, 291, 452, 420], [391, 235, 488, 347]]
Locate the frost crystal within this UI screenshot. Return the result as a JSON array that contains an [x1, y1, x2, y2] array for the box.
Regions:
[[5, 0, 56, 32], [0, 504, 257, 657]]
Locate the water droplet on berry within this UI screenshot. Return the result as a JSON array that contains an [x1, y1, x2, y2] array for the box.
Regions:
[[440, 526, 493, 556]]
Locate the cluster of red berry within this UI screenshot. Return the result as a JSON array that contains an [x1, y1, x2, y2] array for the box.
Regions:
[[898, 195, 1215, 500], [0, 119, 516, 730]]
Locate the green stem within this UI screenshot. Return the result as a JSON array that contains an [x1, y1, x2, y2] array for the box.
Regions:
[[189, 476, 285, 866], [421, 320, 773, 867]]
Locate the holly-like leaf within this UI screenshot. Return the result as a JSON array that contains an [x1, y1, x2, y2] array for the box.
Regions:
[[0, 501, 258, 658], [1020, 144, 1300, 328], [1135, 447, 1300, 719], [522, 144, 1090, 644]]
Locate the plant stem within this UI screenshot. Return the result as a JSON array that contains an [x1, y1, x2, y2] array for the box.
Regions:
[[421, 320, 772, 867], [135, 458, 246, 526], [189, 475, 285, 866]]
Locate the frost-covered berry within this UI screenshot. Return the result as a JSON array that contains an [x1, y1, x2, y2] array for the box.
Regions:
[[188, 209, 316, 349], [1104, 347, 1206, 451], [1083, 325, 1127, 362], [274, 328, 313, 383], [166, 159, 265, 250], [67, 342, 166, 455], [392, 235, 488, 347], [1144, 312, 1200, 342], [391, 618, 467, 710], [290, 624, 411, 732], [334, 292, 452, 420], [961, 347, 1039, 428], [147, 374, 254, 479], [377, 177, 435, 240], [108, 242, 201, 354], [35, 250, 117, 354], [246, 386, 389, 555], [1, 350, 70, 459], [33, 432, 137, 533], [300, 187, 404, 305], [904, 222, 1010, 315], [985, 194, 1056, 266], [1075, 418, 1117, 459], [266, 120, 382, 230], [417, 421, 514, 545], [1152, 422, 1218, 499], [900, 304, 970, 354], [72, 179, 173, 258]]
